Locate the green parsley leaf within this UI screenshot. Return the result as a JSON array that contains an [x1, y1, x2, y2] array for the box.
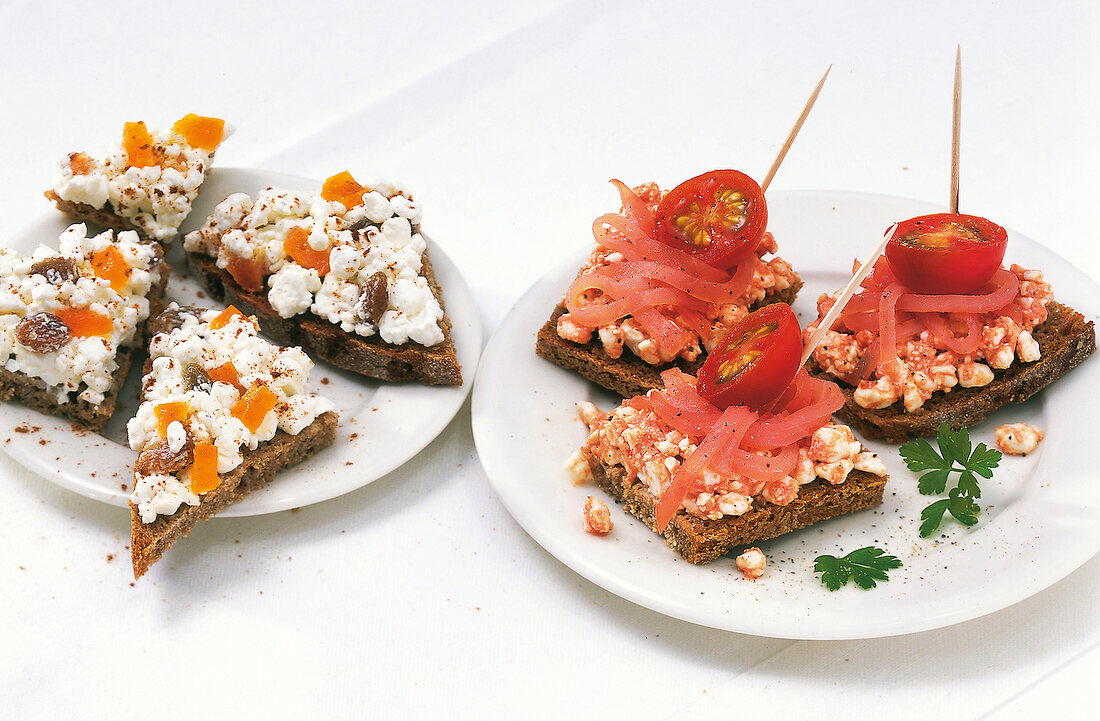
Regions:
[[917, 468, 951, 495], [899, 436, 949, 472], [919, 499, 950, 537], [814, 546, 903, 591], [956, 470, 981, 499], [937, 423, 971, 467], [947, 487, 981, 526], [965, 443, 1002, 478]]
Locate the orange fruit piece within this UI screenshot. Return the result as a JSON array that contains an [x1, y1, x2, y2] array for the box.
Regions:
[[209, 305, 246, 331], [283, 226, 331, 276], [321, 171, 367, 210], [225, 254, 266, 293], [154, 401, 190, 437], [90, 245, 132, 292], [232, 382, 278, 433], [171, 114, 226, 151], [208, 361, 244, 391], [68, 152, 92, 175], [122, 121, 157, 168], [189, 442, 220, 493], [55, 308, 114, 337]]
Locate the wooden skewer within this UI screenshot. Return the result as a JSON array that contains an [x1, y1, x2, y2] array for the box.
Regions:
[[799, 223, 896, 367], [760, 65, 832, 194], [950, 45, 962, 213]]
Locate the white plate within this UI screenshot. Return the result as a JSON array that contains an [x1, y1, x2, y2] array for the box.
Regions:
[[472, 190, 1100, 639], [1, 167, 481, 516]]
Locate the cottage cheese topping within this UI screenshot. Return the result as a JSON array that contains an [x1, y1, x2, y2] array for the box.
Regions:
[[572, 399, 885, 523], [556, 182, 799, 365], [811, 264, 1054, 412], [127, 305, 335, 523], [995, 423, 1044, 456], [52, 123, 233, 241], [183, 180, 444, 346], [735, 547, 766, 580], [0, 223, 161, 404]]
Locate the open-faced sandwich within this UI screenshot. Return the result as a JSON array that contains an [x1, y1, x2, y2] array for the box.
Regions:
[[566, 303, 887, 564], [537, 170, 802, 398], [806, 213, 1096, 443], [46, 114, 231, 244], [0, 223, 166, 431], [182, 171, 461, 386], [128, 303, 337, 578]]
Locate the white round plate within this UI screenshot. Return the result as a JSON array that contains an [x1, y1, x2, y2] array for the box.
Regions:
[[472, 190, 1099, 639], [1, 167, 481, 516]]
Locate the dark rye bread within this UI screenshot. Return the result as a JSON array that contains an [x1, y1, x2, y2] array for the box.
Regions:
[[45, 191, 155, 244], [130, 410, 337, 578], [808, 301, 1096, 444], [186, 250, 462, 386], [536, 281, 802, 398], [0, 263, 169, 432], [585, 451, 887, 564]]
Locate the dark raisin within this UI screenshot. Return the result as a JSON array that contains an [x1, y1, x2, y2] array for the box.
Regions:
[[134, 436, 194, 476], [147, 305, 204, 337], [15, 313, 70, 353], [357, 271, 389, 325], [29, 257, 80, 285], [182, 362, 212, 392]]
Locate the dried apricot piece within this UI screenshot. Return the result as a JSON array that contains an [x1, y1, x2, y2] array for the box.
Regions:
[[209, 305, 246, 331], [225, 254, 266, 293], [283, 226, 331, 276], [232, 382, 278, 433], [321, 171, 367, 210], [189, 442, 220, 493], [122, 121, 157, 168], [171, 114, 226, 151], [90, 245, 132, 292], [15, 313, 70, 352], [154, 401, 189, 437], [68, 152, 93, 175], [208, 361, 244, 391], [54, 308, 113, 337]]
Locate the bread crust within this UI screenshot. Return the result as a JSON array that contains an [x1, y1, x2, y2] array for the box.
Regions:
[[129, 410, 338, 578], [0, 262, 169, 432], [185, 250, 462, 386], [44, 190, 158, 244], [585, 451, 887, 564], [535, 281, 802, 398], [808, 301, 1096, 443]]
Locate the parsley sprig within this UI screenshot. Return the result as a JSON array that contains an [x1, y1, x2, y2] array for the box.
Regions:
[[899, 423, 1001, 537], [814, 546, 903, 591]]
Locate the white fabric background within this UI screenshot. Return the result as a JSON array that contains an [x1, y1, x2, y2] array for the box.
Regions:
[[0, 1, 1096, 718]]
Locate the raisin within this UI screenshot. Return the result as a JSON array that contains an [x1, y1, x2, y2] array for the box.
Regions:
[[15, 313, 70, 353], [147, 305, 204, 337], [182, 362, 212, 392], [29, 257, 79, 285], [134, 436, 195, 476], [356, 271, 389, 325]]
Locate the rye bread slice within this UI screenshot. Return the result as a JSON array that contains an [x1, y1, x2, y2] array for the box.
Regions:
[[535, 281, 802, 398], [129, 410, 338, 578], [45, 191, 158, 244], [185, 250, 462, 386], [584, 450, 887, 564], [808, 301, 1096, 443], [0, 263, 169, 433]]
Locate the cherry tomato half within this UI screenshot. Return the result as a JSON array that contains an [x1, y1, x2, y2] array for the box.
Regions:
[[653, 170, 768, 270], [696, 303, 801, 410], [884, 213, 1008, 294]]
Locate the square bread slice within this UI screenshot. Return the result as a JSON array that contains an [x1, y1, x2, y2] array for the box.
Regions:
[[808, 301, 1096, 443], [128, 304, 337, 578], [0, 224, 167, 432], [45, 114, 231, 244], [182, 175, 461, 386]]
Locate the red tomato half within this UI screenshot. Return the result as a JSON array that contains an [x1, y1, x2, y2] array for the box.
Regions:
[[885, 213, 1008, 294], [653, 170, 767, 270], [696, 303, 801, 410]]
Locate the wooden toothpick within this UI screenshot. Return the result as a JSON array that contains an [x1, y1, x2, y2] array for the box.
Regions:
[[760, 65, 832, 194], [950, 45, 962, 213]]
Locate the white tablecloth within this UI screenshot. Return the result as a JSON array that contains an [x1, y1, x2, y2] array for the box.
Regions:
[[2, 2, 1096, 718]]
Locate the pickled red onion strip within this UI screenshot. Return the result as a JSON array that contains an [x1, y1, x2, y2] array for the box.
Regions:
[[610, 179, 655, 230], [603, 261, 753, 305], [633, 308, 693, 356], [564, 275, 707, 327], [894, 269, 1019, 313], [655, 409, 745, 531], [743, 375, 844, 450], [592, 214, 728, 281], [877, 282, 906, 367], [712, 442, 799, 483], [924, 312, 981, 355]]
